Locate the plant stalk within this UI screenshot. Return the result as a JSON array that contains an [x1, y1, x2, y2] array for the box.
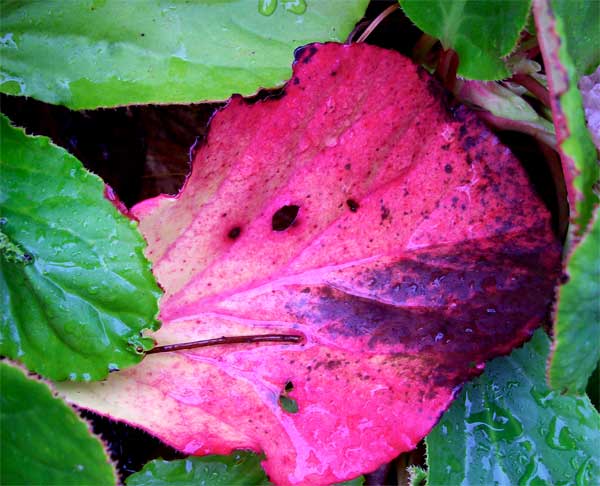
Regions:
[[147, 334, 304, 354]]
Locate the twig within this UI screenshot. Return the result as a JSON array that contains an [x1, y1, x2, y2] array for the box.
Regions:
[[356, 4, 400, 43], [147, 334, 304, 354]]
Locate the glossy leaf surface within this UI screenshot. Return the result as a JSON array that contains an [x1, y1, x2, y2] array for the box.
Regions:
[[59, 44, 560, 484], [0, 361, 117, 485], [0, 0, 368, 109], [0, 114, 161, 381], [534, 0, 600, 393], [127, 452, 364, 486], [426, 329, 600, 485], [400, 0, 531, 80], [126, 451, 270, 486]]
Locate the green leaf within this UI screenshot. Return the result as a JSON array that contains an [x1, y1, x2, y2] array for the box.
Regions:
[[0, 361, 116, 485], [534, 0, 600, 394], [0, 114, 161, 381], [125, 452, 271, 486], [334, 476, 365, 486], [549, 213, 600, 394], [126, 451, 365, 486], [400, 0, 531, 80], [407, 466, 427, 486], [534, 0, 599, 239], [278, 394, 299, 413], [0, 0, 369, 109], [426, 329, 600, 486], [551, 0, 600, 77]]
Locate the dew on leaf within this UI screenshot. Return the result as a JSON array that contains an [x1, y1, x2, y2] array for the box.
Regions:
[[545, 416, 577, 451], [282, 0, 306, 15], [575, 457, 595, 486], [530, 388, 555, 408], [466, 402, 523, 442], [518, 455, 551, 486], [257, 0, 277, 16]]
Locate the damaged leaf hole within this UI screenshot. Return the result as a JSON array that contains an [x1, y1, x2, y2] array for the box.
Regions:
[[346, 199, 359, 212], [227, 226, 242, 240], [278, 381, 298, 413], [272, 204, 300, 231]]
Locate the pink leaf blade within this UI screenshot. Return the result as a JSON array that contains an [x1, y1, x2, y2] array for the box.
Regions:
[[59, 43, 561, 485]]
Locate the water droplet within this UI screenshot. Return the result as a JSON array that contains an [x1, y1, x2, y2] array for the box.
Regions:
[[257, 0, 277, 16], [467, 402, 523, 441], [576, 458, 593, 486], [0, 32, 17, 50], [530, 388, 554, 408], [282, 0, 306, 14], [518, 455, 551, 486], [546, 416, 577, 450], [486, 307, 497, 314], [435, 332, 444, 342]]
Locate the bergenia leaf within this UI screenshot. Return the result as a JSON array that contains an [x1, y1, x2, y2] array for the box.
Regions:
[[0, 361, 117, 485], [126, 451, 270, 486], [57, 43, 560, 484], [534, 0, 599, 239], [127, 452, 364, 486], [550, 0, 600, 78], [533, 0, 600, 393], [0, 114, 161, 381], [400, 0, 531, 80], [549, 213, 600, 394], [0, 0, 368, 109], [426, 329, 600, 485]]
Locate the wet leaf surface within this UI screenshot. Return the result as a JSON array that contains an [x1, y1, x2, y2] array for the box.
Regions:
[[0, 0, 368, 108], [0, 361, 117, 485], [126, 451, 270, 486], [426, 329, 600, 485], [0, 114, 161, 381], [58, 43, 561, 484]]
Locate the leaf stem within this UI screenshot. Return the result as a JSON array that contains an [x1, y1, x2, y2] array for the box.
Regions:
[[356, 4, 400, 43], [436, 49, 459, 93], [146, 334, 304, 354], [510, 73, 551, 108]]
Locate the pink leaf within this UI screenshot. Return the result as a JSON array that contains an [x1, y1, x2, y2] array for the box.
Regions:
[[61, 43, 561, 485]]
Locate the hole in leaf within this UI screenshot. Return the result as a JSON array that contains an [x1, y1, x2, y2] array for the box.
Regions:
[[227, 226, 241, 240], [272, 205, 299, 231], [279, 395, 299, 413], [346, 199, 359, 212]]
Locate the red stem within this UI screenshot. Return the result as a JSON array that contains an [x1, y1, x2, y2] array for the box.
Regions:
[[510, 73, 551, 108], [147, 334, 304, 354], [436, 49, 459, 93]]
